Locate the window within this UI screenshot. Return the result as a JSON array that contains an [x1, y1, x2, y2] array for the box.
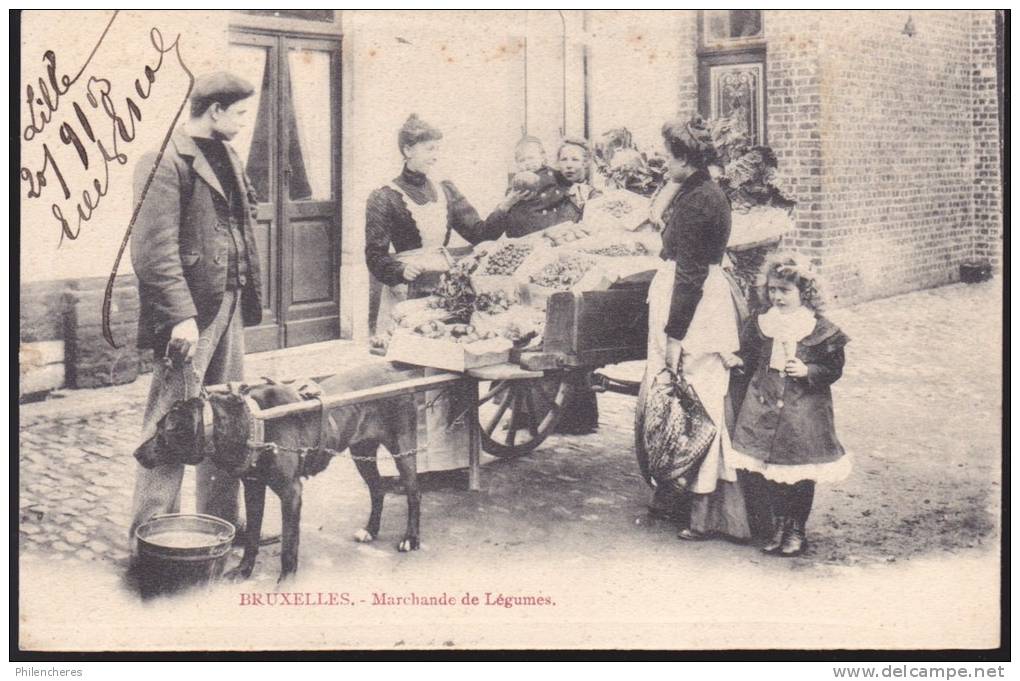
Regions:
[[698, 10, 766, 145], [703, 10, 763, 46], [236, 10, 335, 23], [707, 63, 765, 146]]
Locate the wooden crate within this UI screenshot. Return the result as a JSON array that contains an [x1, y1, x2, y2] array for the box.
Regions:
[[542, 286, 650, 368]]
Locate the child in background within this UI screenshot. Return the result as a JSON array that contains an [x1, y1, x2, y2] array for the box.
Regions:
[[490, 135, 580, 239], [514, 136, 548, 174], [724, 252, 852, 557], [507, 136, 558, 198]]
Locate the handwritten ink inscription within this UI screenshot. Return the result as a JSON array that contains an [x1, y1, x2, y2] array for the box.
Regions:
[[20, 11, 196, 346], [20, 14, 187, 246]]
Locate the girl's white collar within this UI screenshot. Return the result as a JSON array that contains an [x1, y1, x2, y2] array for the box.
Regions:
[[759, 306, 817, 342]]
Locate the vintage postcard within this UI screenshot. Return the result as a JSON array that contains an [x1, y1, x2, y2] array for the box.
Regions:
[[16, 9, 1004, 653]]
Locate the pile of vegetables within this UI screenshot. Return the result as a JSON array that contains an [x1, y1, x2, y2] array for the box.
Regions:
[[541, 223, 593, 248], [530, 255, 595, 291], [474, 289, 515, 314], [593, 128, 669, 197], [581, 242, 650, 257], [593, 121, 796, 213], [430, 257, 480, 323], [411, 321, 501, 344], [598, 197, 637, 219], [482, 242, 534, 276]]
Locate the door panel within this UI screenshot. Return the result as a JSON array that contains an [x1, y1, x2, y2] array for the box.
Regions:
[[280, 37, 341, 347], [290, 218, 334, 305], [229, 29, 341, 351]]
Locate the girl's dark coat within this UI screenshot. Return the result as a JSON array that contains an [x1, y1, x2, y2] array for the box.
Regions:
[[731, 313, 849, 466]]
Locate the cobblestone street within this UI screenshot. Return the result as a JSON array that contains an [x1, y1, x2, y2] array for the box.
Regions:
[[18, 279, 1003, 650]]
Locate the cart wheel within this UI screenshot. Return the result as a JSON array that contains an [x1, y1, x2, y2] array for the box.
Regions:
[[634, 371, 654, 487], [477, 373, 570, 458]]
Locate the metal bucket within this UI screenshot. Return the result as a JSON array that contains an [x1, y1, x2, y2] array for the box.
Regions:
[[135, 514, 235, 598]]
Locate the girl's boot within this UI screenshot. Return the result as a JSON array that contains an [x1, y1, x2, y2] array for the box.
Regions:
[[761, 481, 790, 554], [779, 519, 806, 556], [761, 516, 788, 554], [780, 481, 815, 557]]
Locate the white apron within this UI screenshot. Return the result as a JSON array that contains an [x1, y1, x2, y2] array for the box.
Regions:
[[643, 259, 740, 494], [378, 179, 469, 474]]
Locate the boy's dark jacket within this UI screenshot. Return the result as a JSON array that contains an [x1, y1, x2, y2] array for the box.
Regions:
[[730, 312, 849, 466], [130, 130, 263, 353]]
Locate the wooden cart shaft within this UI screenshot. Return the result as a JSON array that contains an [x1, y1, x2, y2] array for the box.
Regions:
[[206, 371, 481, 489]]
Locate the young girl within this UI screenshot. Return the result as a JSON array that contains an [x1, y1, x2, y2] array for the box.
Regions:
[[723, 252, 852, 557]]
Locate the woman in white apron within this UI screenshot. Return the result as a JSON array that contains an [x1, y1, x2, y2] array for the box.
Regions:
[[365, 114, 515, 472], [640, 117, 751, 542]]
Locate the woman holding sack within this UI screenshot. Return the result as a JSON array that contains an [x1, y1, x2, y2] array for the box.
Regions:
[[365, 114, 521, 333], [639, 116, 751, 542]]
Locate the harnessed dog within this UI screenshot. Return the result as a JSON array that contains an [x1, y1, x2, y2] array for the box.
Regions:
[[135, 376, 424, 583]]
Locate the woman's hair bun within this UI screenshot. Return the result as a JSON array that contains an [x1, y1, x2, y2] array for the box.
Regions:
[[661, 115, 717, 169], [398, 113, 443, 153]]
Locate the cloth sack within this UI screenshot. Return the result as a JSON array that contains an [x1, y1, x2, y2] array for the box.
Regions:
[[641, 365, 717, 493]]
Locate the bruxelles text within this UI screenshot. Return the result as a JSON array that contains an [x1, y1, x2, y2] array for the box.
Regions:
[[237, 592, 555, 608]]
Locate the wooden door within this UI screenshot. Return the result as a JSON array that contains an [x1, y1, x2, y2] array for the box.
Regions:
[[229, 31, 342, 351]]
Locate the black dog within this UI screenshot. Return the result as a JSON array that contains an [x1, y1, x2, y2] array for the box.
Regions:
[[135, 373, 423, 582]]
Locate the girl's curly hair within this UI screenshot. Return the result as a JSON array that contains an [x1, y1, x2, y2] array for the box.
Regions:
[[758, 251, 827, 313]]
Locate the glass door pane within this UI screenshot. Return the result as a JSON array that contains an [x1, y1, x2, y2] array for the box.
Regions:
[[286, 48, 334, 201], [228, 43, 274, 203]]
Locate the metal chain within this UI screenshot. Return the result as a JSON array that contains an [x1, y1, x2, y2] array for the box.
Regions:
[[246, 440, 419, 463]]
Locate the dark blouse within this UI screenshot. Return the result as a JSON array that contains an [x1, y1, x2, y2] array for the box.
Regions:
[[365, 166, 504, 286], [659, 170, 732, 340], [488, 168, 588, 238]]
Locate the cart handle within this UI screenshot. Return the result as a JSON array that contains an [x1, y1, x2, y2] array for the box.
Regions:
[[207, 373, 464, 422]]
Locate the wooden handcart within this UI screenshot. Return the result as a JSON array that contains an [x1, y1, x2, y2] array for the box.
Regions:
[[228, 238, 778, 492]]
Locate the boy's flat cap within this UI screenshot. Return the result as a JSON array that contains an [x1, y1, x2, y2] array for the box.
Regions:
[[191, 72, 255, 101]]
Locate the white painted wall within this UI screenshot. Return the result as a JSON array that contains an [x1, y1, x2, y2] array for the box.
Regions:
[[586, 10, 686, 152], [340, 10, 534, 339], [20, 10, 684, 344]]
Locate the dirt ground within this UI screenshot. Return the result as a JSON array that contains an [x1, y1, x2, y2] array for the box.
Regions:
[[17, 279, 1003, 651]]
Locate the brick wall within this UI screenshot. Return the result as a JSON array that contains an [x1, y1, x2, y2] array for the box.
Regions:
[[20, 280, 68, 396], [970, 10, 1004, 270], [673, 10, 1002, 306], [762, 11, 826, 288], [674, 12, 699, 121], [816, 10, 981, 304]]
